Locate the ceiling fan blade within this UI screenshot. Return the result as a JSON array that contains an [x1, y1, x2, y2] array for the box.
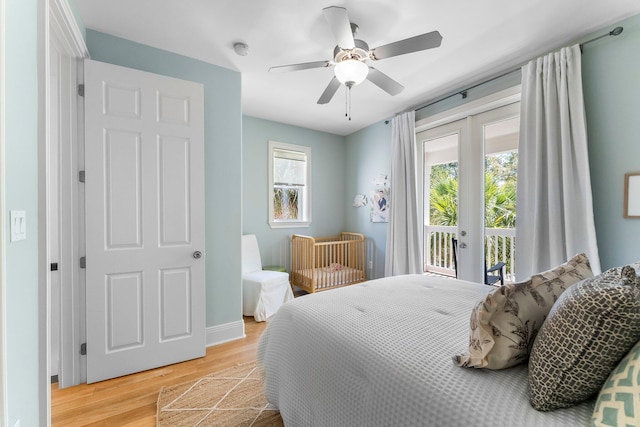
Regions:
[[366, 67, 404, 96], [317, 76, 341, 104], [269, 60, 331, 73], [370, 31, 443, 60], [323, 6, 355, 50]]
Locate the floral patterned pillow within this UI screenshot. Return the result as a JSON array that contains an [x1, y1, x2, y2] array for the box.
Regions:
[[453, 253, 593, 370]]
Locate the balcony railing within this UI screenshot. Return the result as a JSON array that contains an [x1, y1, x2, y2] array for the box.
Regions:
[[424, 225, 516, 282]]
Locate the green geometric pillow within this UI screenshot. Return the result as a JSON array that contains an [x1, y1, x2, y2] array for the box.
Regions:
[[591, 340, 640, 426]]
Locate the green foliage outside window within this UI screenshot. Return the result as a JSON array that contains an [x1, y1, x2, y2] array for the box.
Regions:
[[429, 151, 518, 272]]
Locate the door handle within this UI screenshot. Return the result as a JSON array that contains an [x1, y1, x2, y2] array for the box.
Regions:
[[193, 251, 203, 259], [459, 242, 467, 249]]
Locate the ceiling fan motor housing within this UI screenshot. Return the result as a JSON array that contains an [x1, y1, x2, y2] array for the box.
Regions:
[[333, 39, 370, 63]]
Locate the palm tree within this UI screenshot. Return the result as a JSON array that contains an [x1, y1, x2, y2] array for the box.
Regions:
[[485, 152, 518, 229], [430, 163, 458, 226], [428, 152, 517, 272], [429, 169, 516, 228], [484, 174, 516, 228]]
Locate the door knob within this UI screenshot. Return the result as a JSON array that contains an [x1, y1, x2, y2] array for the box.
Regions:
[[459, 242, 467, 249], [193, 251, 203, 259]]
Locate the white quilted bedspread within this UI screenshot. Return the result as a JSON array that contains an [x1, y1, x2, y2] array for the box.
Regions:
[[257, 274, 594, 426]]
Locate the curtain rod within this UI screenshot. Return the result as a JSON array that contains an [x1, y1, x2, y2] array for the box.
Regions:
[[384, 25, 624, 123]]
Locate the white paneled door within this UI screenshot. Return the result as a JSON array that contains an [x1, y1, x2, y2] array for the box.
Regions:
[[84, 60, 205, 383]]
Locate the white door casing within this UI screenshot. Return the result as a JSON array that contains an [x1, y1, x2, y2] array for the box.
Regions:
[[47, 0, 90, 404], [0, 0, 6, 422], [49, 36, 61, 379], [84, 59, 205, 383]]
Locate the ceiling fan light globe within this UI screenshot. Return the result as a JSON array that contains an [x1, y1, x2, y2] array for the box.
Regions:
[[334, 59, 368, 86]]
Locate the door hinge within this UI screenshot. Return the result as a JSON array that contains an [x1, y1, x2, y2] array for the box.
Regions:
[[79, 170, 85, 183], [79, 257, 86, 269], [80, 343, 87, 355], [50, 262, 58, 272], [78, 84, 85, 97]]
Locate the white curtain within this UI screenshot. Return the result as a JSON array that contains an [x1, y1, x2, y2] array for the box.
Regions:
[[516, 44, 601, 280], [385, 111, 422, 276]]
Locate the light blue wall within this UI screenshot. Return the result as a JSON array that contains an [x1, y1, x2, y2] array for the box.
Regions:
[[344, 121, 391, 279], [86, 30, 243, 326], [5, 0, 41, 426], [242, 116, 346, 269], [583, 14, 640, 269]]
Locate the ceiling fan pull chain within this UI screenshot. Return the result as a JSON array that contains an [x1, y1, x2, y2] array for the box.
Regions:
[[345, 84, 352, 121], [349, 86, 352, 121], [345, 84, 348, 119]]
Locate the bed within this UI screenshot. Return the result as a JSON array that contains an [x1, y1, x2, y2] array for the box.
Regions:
[[257, 274, 595, 426], [290, 232, 366, 293]]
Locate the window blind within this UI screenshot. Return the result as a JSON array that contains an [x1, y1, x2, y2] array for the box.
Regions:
[[273, 149, 307, 186]]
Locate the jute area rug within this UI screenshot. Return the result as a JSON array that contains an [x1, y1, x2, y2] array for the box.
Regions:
[[156, 361, 284, 426]]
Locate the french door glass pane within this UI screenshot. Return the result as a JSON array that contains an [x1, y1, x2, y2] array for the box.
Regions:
[[483, 116, 519, 281], [424, 132, 459, 275]]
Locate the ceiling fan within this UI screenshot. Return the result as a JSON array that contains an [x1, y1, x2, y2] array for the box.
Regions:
[[269, 6, 443, 106]]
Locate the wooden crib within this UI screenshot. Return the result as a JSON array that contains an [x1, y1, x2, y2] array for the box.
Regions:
[[291, 232, 366, 293]]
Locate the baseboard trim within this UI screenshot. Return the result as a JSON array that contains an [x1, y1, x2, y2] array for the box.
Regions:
[[205, 320, 245, 347]]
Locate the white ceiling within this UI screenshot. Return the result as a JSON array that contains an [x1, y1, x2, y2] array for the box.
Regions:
[[76, 0, 640, 136]]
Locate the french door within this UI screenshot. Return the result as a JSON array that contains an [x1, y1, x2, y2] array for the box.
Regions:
[[417, 102, 520, 284]]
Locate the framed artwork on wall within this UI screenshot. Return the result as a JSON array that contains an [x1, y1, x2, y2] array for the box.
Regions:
[[624, 172, 640, 218], [370, 174, 389, 223], [370, 187, 389, 223]]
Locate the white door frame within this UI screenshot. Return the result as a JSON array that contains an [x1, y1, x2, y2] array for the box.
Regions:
[[41, 2, 88, 424], [0, 0, 7, 424], [49, 0, 89, 388]]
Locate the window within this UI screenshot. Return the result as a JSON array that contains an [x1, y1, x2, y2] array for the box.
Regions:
[[268, 140, 311, 228]]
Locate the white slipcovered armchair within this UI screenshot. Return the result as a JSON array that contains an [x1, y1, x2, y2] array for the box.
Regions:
[[241, 234, 294, 322]]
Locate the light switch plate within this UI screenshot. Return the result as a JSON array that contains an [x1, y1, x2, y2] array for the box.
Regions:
[[10, 210, 26, 242]]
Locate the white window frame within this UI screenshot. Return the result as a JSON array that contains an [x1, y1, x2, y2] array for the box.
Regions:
[[268, 140, 312, 228]]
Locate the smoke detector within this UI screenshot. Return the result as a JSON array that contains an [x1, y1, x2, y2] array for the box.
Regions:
[[233, 42, 249, 56]]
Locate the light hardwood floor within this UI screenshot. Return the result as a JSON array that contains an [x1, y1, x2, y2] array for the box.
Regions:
[[51, 317, 267, 426]]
